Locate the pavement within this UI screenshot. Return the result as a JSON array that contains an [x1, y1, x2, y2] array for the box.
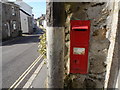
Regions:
[[31, 64, 47, 88]]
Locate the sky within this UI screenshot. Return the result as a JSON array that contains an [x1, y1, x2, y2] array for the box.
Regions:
[[27, 1, 46, 19], [9, 0, 46, 19]]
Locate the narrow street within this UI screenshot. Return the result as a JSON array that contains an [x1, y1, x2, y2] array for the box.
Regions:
[[1, 0, 120, 89], [2, 30, 43, 88]]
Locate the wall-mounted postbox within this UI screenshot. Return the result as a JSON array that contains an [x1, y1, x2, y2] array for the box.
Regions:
[[70, 20, 90, 74]]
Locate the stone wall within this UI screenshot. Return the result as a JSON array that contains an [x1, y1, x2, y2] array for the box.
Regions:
[[45, 1, 119, 88], [64, 2, 115, 88]]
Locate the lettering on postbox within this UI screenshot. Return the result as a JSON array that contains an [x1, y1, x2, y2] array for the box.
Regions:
[[70, 20, 90, 74]]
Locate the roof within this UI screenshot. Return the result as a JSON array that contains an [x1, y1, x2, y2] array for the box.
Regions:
[[14, 1, 33, 16]]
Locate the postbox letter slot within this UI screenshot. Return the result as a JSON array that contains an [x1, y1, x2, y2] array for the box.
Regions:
[[74, 29, 87, 31], [72, 26, 88, 31]]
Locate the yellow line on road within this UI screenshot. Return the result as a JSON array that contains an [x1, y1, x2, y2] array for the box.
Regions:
[[9, 55, 43, 90], [23, 59, 46, 88]]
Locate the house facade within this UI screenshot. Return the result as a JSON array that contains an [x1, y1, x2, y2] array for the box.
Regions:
[[15, 0, 33, 34], [36, 14, 46, 28], [0, 1, 21, 40]]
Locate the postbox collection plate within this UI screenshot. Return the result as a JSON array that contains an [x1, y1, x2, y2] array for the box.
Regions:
[[70, 20, 90, 74]]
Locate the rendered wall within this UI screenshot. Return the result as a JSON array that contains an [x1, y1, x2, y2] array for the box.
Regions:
[[20, 11, 29, 33]]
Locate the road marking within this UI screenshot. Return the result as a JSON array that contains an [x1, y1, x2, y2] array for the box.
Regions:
[[9, 55, 43, 89], [23, 59, 46, 88]]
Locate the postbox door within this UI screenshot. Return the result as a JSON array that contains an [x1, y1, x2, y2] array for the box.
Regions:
[[70, 45, 89, 74], [70, 20, 90, 74]]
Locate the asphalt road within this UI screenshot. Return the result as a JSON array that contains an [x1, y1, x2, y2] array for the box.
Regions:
[[2, 31, 42, 88]]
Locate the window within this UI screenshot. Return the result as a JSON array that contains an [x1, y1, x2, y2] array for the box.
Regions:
[[12, 6, 15, 15], [13, 21, 17, 30]]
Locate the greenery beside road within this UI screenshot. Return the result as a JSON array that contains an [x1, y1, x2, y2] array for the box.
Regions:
[[38, 25, 46, 58]]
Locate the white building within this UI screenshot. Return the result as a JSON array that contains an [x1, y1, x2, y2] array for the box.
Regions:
[[42, 20, 46, 29], [14, 0, 33, 34]]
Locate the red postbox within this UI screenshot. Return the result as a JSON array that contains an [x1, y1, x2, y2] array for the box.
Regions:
[[70, 20, 90, 74]]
